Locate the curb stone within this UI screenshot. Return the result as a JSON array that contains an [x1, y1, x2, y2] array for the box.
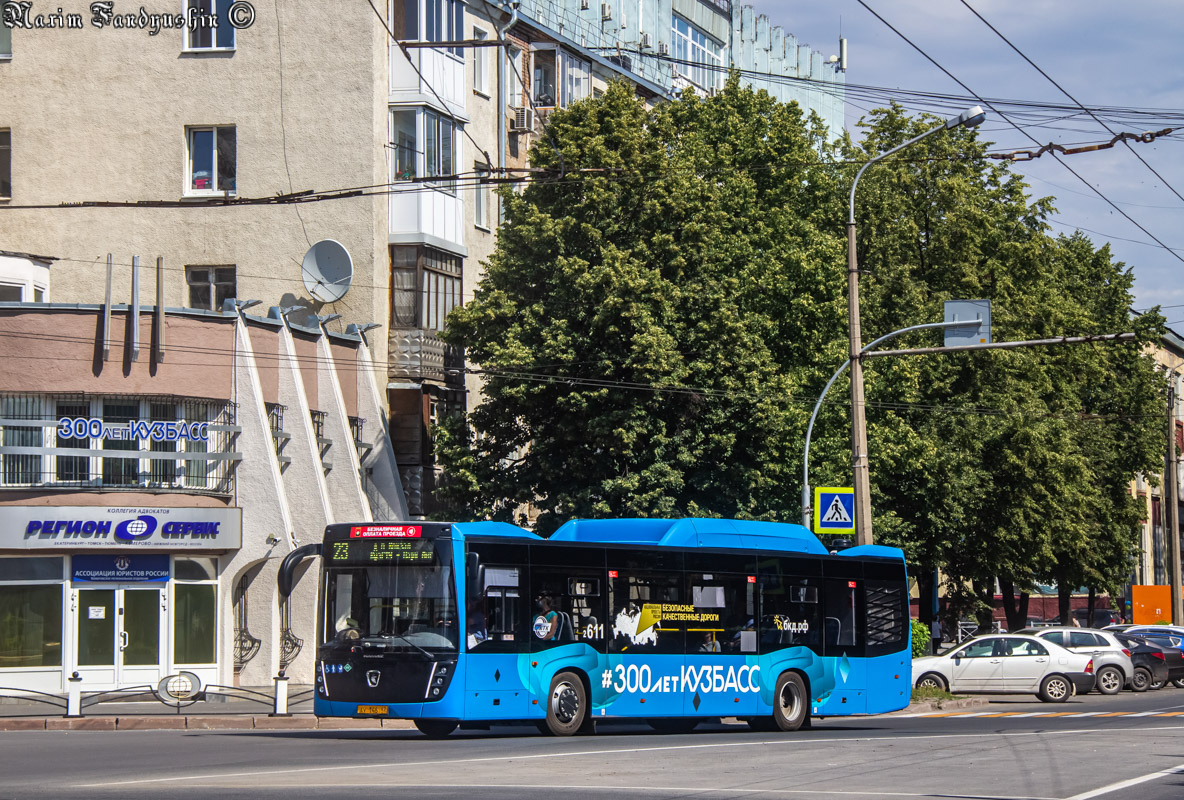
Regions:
[[889, 697, 989, 715]]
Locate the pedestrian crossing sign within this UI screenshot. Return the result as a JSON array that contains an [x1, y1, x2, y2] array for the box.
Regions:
[[814, 487, 855, 534]]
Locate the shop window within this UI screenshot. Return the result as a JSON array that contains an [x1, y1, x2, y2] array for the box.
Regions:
[[185, 0, 235, 50], [186, 126, 236, 195], [0, 557, 64, 669], [174, 584, 216, 664], [186, 266, 236, 311]]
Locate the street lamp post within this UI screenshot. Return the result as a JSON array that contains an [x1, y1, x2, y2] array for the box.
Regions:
[[846, 106, 985, 546]]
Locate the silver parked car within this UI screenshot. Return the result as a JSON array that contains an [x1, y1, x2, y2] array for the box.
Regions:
[[1018, 627, 1134, 695], [912, 634, 1096, 702]]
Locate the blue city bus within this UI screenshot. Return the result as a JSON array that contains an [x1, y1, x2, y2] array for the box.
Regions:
[[278, 518, 911, 737]]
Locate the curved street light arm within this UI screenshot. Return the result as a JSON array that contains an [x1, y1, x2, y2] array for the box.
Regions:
[[801, 319, 981, 527]]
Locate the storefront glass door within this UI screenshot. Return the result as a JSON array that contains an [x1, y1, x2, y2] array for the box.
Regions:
[[74, 587, 165, 689]]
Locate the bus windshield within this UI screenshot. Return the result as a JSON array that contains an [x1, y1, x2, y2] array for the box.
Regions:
[[323, 565, 457, 652]]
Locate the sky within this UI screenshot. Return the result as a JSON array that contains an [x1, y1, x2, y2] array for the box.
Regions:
[[745, 0, 1184, 321]]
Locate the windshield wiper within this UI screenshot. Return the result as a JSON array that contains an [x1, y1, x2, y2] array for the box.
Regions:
[[366, 633, 435, 659]]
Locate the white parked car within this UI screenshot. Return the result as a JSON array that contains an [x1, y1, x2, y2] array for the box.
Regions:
[[1017, 627, 1134, 695], [912, 634, 1095, 702]]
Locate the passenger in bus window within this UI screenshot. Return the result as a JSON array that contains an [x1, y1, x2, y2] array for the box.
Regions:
[[535, 594, 561, 641], [699, 631, 721, 652]]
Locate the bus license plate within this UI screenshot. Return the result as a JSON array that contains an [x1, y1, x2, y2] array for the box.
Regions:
[[357, 705, 388, 715]]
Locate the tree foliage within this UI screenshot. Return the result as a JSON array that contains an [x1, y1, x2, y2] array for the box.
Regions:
[[438, 77, 1166, 611]]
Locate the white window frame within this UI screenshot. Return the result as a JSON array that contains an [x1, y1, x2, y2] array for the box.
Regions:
[[425, 0, 463, 60], [474, 162, 490, 231], [531, 45, 590, 109], [0, 396, 228, 490], [181, 0, 237, 53], [423, 110, 457, 195], [473, 27, 489, 96], [185, 125, 236, 196], [672, 14, 724, 92]]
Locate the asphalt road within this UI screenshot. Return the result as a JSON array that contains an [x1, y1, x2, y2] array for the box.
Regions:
[[1, 690, 1183, 800]]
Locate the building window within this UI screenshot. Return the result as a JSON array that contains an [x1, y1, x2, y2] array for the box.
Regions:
[[174, 557, 218, 665], [185, 0, 235, 50], [0, 129, 10, 198], [392, 109, 416, 181], [473, 27, 489, 95], [422, 248, 462, 332], [390, 245, 462, 331], [0, 396, 40, 485], [424, 110, 456, 192], [532, 46, 590, 109], [0, 284, 19, 302], [672, 15, 724, 92], [0, 395, 234, 492], [425, 0, 463, 57], [474, 162, 490, 230], [0, 557, 64, 669], [187, 126, 236, 194], [0, 18, 10, 58], [186, 266, 236, 311]]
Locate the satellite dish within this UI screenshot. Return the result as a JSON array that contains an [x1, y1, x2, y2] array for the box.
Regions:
[[301, 239, 354, 303]]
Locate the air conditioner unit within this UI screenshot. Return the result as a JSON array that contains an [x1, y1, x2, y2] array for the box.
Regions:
[[601, 3, 612, 21], [511, 107, 534, 132], [657, 42, 669, 56], [640, 32, 652, 49]]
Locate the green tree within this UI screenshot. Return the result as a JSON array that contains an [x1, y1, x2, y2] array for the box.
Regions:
[[438, 79, 848, 532], [836, 106, 1165, 630]]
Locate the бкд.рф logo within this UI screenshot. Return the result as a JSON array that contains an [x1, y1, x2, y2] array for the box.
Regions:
[[115, 515, 158, 541]]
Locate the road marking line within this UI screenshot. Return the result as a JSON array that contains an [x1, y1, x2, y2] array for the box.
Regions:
[[1065, 761, 1184, 799], [1095, 712, 1132, 717], [75, 724, 1184, 789], [1152, 711, 1184, 716], [274, 782, 1061, 800], [950, 712, 993, 717], [1125, 711, 1160, 716], [1063, 712, 1103, 717], [980, 712, 1022, 717]]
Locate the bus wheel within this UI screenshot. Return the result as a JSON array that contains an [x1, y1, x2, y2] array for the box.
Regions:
[[544, 671, 587, 736], [414, 719, 458, 738], [772, 672, 808, 732], [648, 718, 699, 734]]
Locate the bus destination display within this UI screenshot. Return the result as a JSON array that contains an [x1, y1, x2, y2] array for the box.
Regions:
[[329, 539, 435, 565]]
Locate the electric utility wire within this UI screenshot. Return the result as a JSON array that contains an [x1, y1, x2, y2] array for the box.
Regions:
[[854, 0, 1184, 268], [959, 0, 1184, 209]]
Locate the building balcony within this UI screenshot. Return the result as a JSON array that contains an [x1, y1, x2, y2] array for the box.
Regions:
[[388, 328, 465, 388]]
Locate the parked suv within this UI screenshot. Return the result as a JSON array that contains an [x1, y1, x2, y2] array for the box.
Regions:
[[1019, 627, 1134, 694]]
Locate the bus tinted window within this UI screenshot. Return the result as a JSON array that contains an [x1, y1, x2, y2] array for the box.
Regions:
[[759, 574, 822, 655], [686, 572, 755, 654], [608, 569, 684, 654], [530, 566, 606, 652], [822, 577, 864, 656]]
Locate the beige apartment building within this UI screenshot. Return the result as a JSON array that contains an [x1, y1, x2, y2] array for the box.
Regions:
[[2, 0, 846, 519]]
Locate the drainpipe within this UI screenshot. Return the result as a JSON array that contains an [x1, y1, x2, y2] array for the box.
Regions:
[[496, 2, 520, 226]]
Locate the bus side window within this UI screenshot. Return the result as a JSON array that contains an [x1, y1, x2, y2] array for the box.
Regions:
[[608, 569, 684, 654], [468, 565, 523, 652], [822, 578, 864, 656], [758, 575, 821, 655]]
